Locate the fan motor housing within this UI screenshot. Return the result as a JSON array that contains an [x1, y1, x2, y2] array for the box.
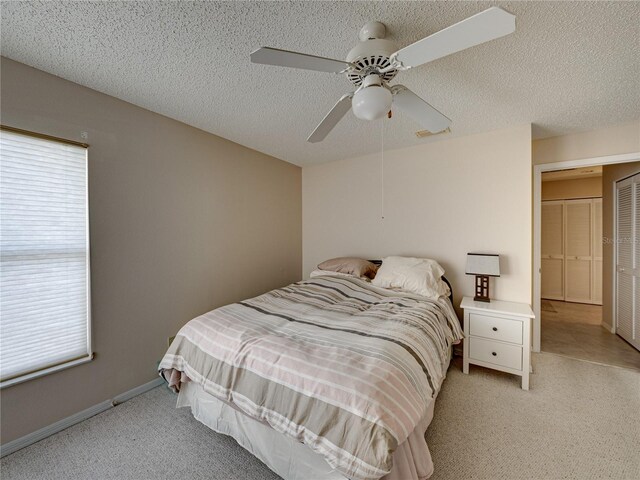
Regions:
[[346, 38, 399, 87]]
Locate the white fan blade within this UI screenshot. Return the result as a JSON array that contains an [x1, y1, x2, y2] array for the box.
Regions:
[[392, 86, 451, 133], [251, 47, 353, 73], [392, 7, 515, 68], [307, 94, 353, 143]]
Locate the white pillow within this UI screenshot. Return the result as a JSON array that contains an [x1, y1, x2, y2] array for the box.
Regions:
[[371, 256, 450, 299]]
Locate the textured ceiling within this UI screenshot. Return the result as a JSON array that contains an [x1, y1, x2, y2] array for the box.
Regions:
[[1, 1, 639, 166]]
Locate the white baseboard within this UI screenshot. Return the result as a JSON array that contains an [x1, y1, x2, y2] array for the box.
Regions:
[[601, 322, 614, 333], [112, 378, 164, 405], [0, 377, 164, 458]]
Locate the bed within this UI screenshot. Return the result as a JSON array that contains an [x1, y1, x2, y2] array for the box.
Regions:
[[159, 268, 463, 480]]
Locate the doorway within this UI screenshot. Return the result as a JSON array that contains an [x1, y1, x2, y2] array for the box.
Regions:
[[533, 153, 640, 370]]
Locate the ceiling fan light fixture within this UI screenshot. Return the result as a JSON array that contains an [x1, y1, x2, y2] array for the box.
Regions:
[[352, 75, 392, 121], [352, 85, 392, 121]]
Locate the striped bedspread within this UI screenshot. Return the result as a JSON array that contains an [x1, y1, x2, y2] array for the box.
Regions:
[[159, 274, 463, 480]]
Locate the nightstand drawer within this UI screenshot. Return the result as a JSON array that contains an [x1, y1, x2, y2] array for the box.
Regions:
[[469, 312, 523, 344], [469, 337, 522, 370]]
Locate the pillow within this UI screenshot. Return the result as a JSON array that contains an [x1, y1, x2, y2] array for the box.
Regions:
[[317, 257, 379, 279], [371, 256, 450, 299]]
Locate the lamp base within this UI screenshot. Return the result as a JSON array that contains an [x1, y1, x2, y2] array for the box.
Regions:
[[473, 296, 491, 303], [474, 275, 491, 302]]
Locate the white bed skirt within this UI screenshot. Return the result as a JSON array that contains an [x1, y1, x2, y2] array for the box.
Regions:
[[177, 382, 437, 480]]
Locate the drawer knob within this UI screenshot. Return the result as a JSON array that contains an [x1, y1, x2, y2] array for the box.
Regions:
[[491, 352, 497, 356], [492, 327, 498, 332]]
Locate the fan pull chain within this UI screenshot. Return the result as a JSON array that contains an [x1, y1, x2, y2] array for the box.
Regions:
[[381, 117, 385, 220]]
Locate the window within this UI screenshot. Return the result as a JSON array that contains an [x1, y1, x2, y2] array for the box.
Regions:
[[1, 127, 91, 388]]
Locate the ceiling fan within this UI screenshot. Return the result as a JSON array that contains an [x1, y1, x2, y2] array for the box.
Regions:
[[250, 7, 515, 143]]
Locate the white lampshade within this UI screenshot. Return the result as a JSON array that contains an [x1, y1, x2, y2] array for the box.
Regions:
[[352, 86, 392, 121], [465, 253, 500, 277]]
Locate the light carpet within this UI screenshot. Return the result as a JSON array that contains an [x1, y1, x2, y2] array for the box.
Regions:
[[2, 353, 639, 480]]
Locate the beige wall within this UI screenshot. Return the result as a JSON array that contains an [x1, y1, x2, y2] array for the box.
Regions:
[[533, 121, 640, 165], [602, 161, 640, 329], [541, 177, 602, 201], [0, 57, 302, 443], [303, 125, 532, 308]]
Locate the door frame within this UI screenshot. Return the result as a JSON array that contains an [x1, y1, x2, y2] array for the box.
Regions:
[[533, 151, 640, 352]]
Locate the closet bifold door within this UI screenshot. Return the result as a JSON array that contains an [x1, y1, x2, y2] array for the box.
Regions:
[[635, 176, 640, 349], [616, 174, 639, 351], [564, 199, 593, 303], [592, 198, 603, 305], [541, 201, 565, 300]]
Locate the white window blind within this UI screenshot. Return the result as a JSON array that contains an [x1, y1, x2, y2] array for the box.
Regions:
[[1, 129, 90, 386]]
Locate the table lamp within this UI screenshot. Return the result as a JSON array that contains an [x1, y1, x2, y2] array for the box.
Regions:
[[465, 253, 500, 302]]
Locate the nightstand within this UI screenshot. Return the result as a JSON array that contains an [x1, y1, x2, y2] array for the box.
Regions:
[[461, 297, 535, 390]]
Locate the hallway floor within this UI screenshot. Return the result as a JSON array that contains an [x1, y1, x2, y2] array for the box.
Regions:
[[541, 299, 640, 370]]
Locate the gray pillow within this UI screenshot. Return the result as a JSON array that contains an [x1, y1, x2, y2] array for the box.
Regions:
[[317, 257, 379, 279]]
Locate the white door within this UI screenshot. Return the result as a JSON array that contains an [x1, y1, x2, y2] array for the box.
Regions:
[[592, 198, 603, 304], [616, 174, 640, 351], [541, 201, 564, 300], [565, 199, 593, 303]]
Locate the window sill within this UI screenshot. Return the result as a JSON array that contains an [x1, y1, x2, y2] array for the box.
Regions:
[[0, 353, 94, 389]]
